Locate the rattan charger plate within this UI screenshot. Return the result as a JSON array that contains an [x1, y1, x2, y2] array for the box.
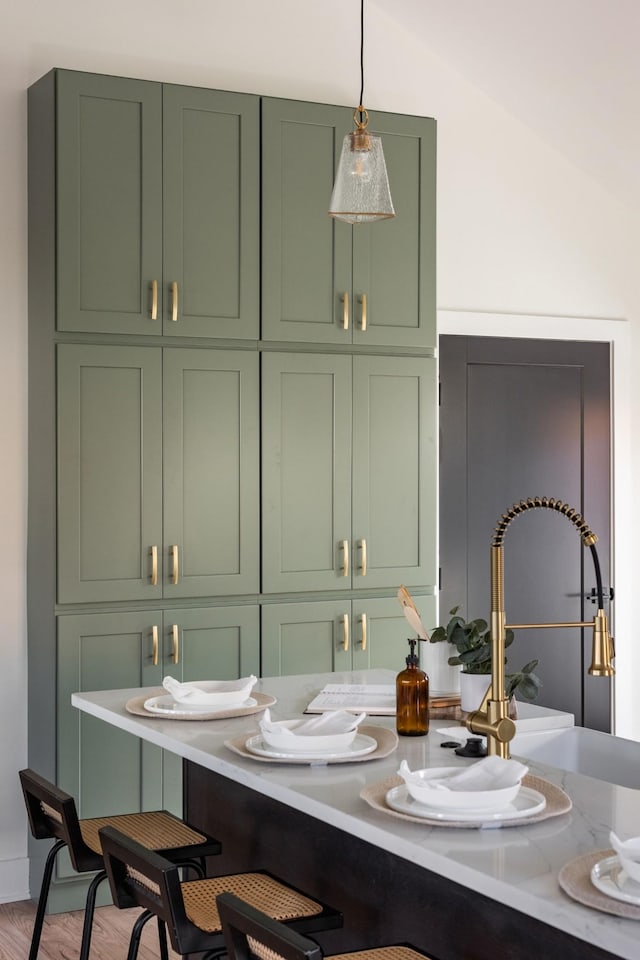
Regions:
[[559, 849, 640, 919], [361, 772, 571, 828], [126, 689, 277, 721], [225, 724, 398, 764]]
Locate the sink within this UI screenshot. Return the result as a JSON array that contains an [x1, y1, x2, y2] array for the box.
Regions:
[[511, 726, 640, 789]]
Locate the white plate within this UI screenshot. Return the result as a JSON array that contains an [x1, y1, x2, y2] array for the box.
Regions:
[[385, 784, 546, 822], [591, 856, 640, 905], [244, 732, 378, 761], [144, 694, 256, 717]]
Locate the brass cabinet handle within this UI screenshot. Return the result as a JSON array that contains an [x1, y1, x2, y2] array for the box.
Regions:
[[342, 292, 349, 330], [359, 539, 367, 577], [150, 545, 158, 586], [171, 544, 179, 585], [340, 539, 349, 577], [360, 613, 367, 651], [152, 625, 159, 666], [342, 614, 350, 652], [150, 280, 158, 320], [171, 624, 179, 665], [170, 281, 178, 322], [360, 293, 367, 331]]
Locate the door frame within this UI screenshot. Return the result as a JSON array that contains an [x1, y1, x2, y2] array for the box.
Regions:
[[438, 310, 633, 739]]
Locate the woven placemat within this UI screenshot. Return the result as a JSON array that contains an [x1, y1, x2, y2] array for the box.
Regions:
[[360, 773, 571, 828], [225, 724, 398, 764], [559, 849, 640, 919], [125, 689, 276, 721]]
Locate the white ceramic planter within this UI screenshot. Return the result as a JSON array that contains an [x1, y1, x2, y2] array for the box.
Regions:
[[459, 672, 491, 713]]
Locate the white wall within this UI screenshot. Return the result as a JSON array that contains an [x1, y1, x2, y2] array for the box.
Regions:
[[2, 0, 638, 903]]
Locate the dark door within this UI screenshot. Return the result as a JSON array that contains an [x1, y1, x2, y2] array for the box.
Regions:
[[439, 336, 612, 730]]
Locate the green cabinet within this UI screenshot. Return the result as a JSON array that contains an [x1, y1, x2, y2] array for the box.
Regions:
[[57, 344, 259, 603], [261, 596, 436, 676], [262, 98, 436, 348], [261, 352, 437, 594], [55, 71, 259, 338]]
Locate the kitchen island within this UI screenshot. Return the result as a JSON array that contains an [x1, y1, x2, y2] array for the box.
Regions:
[[72, 670, 636, 960]]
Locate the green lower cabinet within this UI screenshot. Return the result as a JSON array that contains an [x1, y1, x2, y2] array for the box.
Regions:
[[261, 597, 436, 677]]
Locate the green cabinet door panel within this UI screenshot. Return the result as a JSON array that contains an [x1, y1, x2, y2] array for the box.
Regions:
[[351, 596, 436, 671], [352, 112, 436, 348], [57, 611, 164, 877], [56, 71, 163, 334], [261, 600, 351, 676], [163, 87, 259, 339], [352, 356, 437, 590], [57, 345, 163, 604], [161, 604, 260, 813], [261, 353, 352, 593], [261, 98, 353, 343], [163, 349, 259, 598]]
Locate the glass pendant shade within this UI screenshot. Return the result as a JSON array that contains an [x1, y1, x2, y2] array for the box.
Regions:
[[329, 128, 395, 224]]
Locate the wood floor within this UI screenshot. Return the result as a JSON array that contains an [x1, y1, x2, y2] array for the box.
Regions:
[[0, 900, 181, 959]]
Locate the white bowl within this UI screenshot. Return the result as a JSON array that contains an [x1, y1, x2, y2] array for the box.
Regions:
[[401, 765, 521, 812], [260, 720, 357, 754], [172, 677, 256, 707]]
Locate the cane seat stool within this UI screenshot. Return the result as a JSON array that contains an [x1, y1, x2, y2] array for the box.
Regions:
[[99, 825, 343, 960], [217, 892, 437, 960], [19, 768, 222, 960]]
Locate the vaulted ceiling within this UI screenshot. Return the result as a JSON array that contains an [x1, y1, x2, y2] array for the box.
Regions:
[[376, 0, 640, 210]]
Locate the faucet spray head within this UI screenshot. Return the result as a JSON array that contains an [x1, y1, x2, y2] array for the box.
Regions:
[[589, 609, 615, 677]]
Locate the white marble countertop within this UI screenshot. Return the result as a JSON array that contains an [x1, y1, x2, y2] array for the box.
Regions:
[[72, 669, 640, 960]]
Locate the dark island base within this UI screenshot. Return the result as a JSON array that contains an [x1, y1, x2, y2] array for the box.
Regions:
[[185, 763, 618, 960]]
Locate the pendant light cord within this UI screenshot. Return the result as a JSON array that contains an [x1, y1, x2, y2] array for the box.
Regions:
[[358, 0, 365, 123]]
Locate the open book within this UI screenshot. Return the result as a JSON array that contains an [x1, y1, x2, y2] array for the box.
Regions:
[[305, 683, 460, 716]]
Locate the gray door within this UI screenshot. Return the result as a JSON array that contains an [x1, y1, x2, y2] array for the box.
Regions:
[[439, 336, 612, 730]]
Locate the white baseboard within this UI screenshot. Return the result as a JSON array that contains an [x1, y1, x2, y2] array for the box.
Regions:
[[0, 857, 30, 904]]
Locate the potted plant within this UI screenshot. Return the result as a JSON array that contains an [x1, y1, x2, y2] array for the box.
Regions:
[[430, 606, 541, 713]]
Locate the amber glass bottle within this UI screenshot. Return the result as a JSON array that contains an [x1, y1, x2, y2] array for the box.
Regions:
[[396, 639, 429, 736]]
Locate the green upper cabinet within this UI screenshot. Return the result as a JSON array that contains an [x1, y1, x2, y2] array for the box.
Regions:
[[55, 71, 259, 338], [261, 352, 437, 594], [163, 349, 259, 598], [261, 98, 436, 348]]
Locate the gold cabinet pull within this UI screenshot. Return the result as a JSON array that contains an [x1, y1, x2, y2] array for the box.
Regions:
[[342, 614, 350, 652], [171, 544, 179, 585], [359, 538, 367, 577], [170, 281, 178, 322], [171, 624, 179, 665], [360, 613, 367, 651], [340, 539, 349, 577], [152, 625, 159, 666], [342, 292, 349, 330], [360, 292, 367, 331], [150, 545, 158, 586], [150, 280, 158, 320]]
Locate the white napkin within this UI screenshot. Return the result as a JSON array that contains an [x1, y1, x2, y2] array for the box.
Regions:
[[162, 675, 256, 702], [260, 708, 366, 737], [398, 756, 528, 793]]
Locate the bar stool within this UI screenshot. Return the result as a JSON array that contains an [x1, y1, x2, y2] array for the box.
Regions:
[[99, 825, 343, 960], [217, 892, 438, 960], [19, 768, 222, 960]]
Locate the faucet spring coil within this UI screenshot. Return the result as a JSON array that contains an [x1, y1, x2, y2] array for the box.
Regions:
[[492, 497, 597, 547]]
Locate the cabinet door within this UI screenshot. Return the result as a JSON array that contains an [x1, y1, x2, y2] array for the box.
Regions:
[[56, 71, 162, 334], [262, 99, 353, 343], [352, 356, 437, 590], [261, 601, 351, 676], [163, 349, 259, 598], [163, 87, 259, 339], [262, 353, 352, 593], [162, 605, 260, 813], [351, 596, 436, 671], [352, 112, 436, 349], [57, 345, 163, 603], [57, 611, 163, 877]]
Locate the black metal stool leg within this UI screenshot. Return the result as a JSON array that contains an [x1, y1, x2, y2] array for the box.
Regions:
[[127, 908, 155, 960], [157, 916, 170, 960], [79, 869, 108, 960], [28, 839, 66, 960]]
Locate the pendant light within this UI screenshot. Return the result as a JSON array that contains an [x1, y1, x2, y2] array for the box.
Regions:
[[328, 0, 395, 224]]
